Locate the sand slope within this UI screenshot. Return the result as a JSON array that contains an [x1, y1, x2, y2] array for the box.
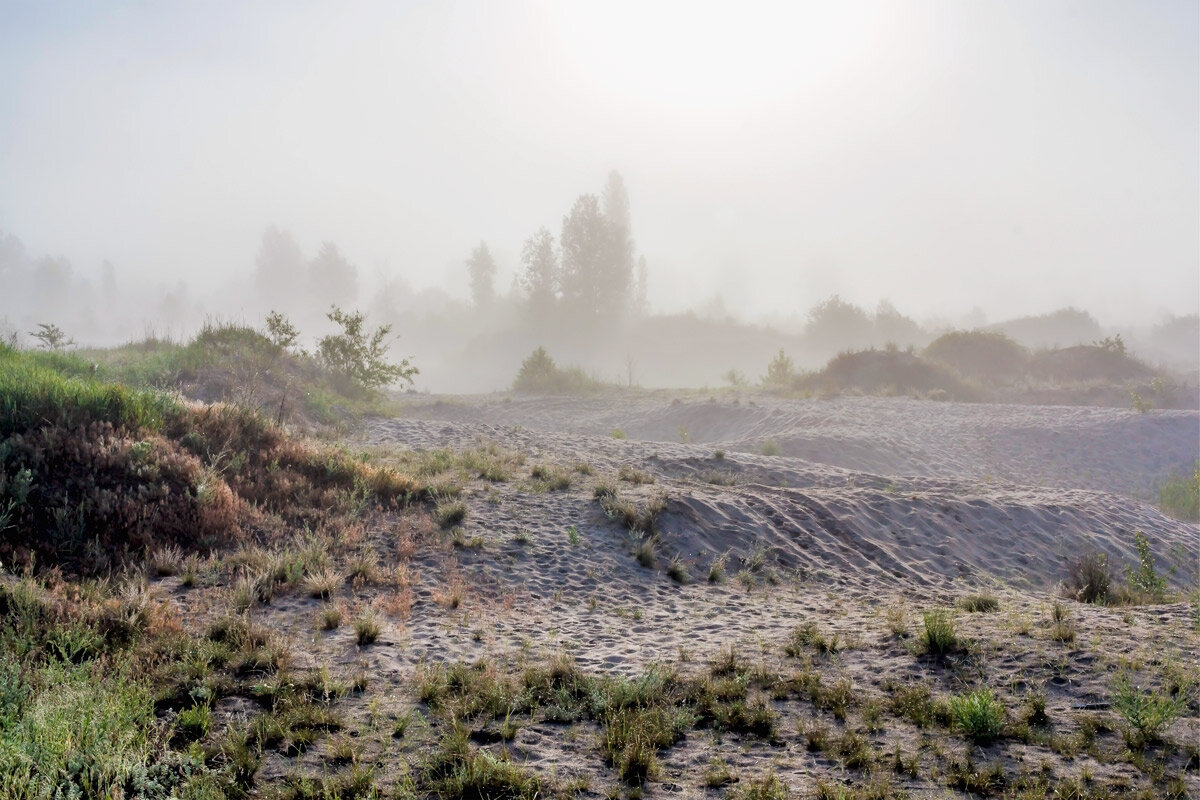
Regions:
[[399, 394, 1197, 495]]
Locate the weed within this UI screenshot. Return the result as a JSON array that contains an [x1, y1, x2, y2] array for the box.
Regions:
[[618, 464, 654, 484], [703, 757, 736, 787], [434, 498, 467, 528], [319, 604, 342, 631], [353, 611, 381, 646], [1159, 461, 1199, 521], [958, 593, 1000, 613], [919, 609, 957, 655], [304, 567, 342, 600], [948, 688, 1005, 744], [1111, 675, 1186, 748], [667, 556, 689, 584], [633, 536, 658, 568], [708, 554, 728, 584], [1125, 530, 1168, 602], [728, 772, 789, 799], [1065, 550, 1113, 604]]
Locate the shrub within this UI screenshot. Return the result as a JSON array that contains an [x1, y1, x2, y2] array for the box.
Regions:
[[316, 306, 417, 390], [948, 689, 1004, 744]]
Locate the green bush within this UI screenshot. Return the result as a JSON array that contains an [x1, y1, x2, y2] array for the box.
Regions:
[[919, 609, 957, 655], [316, 306, 417, 390], [1111, 675, 1185, 748], [948, 689, 1005, 744]]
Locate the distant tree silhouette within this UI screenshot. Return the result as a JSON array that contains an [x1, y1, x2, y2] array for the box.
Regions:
[[254, 226, 306, 307], [873, 299, 924, 346], [560, 193, 634, 323], [633, 255, 649, 317], [804, 295, 874, 354], [519, 228, 559, 321], [100, 260, 118, 302], [308, 241, 358, 309], [466, 241, 498, 308], [603, 170, 635, 299]]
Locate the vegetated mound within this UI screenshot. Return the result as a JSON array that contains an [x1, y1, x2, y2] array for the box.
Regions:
[[68, 322, 391, 428], [512, 346, 609, 395], [1028, 343, 1154, 383], [0, 344, 419, 573], [923, 329, 1028, 383], [796, 347, 981, 401]]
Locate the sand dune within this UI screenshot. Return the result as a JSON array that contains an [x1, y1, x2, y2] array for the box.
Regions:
[[378, 395, 1197, 594], [399, 394, 1197, 495]]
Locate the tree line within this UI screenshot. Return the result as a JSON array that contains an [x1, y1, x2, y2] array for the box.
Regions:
[[465, 170, 649, 328]]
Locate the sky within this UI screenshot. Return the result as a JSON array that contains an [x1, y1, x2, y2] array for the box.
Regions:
[[1, 0, 1197, 326]]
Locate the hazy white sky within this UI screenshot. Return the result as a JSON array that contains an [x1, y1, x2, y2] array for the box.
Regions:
[[1, 0, 1196, 324]]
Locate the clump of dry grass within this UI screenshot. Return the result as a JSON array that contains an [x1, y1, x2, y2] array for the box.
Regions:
[[304, 567, 343, 599]]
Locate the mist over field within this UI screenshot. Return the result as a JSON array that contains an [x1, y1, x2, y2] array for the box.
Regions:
[[1, 1, 1197, 392]]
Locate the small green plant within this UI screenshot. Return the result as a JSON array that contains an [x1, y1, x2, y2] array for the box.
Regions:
[[957, 593, 999, 613], [175, 704, 212, 742], [566, 525, 582, 546], [761, 439, 782, 457], [1158, 461, 1200, 521], [434, 498, 467, 528], [729, 771, 789, 800], [611, 428, 627, 439], [919, 609, 957, 655], [763, 349, 795, 389], [354, 611, 381, 645], [1111, 675, 1186, 748], [319, 604, 343, 631], [634, 535, 658, 569], [1125, 530, 1168, 602], [948, 689, 1004, 744], [708, 553, 728, 584], [666, 557, 688, 584]]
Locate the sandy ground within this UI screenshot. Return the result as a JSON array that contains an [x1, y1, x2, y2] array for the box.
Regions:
[[202, 394, 1199, 795], [397, 393, 1197, 495]]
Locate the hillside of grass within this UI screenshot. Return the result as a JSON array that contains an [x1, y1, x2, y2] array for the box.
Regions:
[[0, 341, 421, 574], [51, 322, 399, 427]]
